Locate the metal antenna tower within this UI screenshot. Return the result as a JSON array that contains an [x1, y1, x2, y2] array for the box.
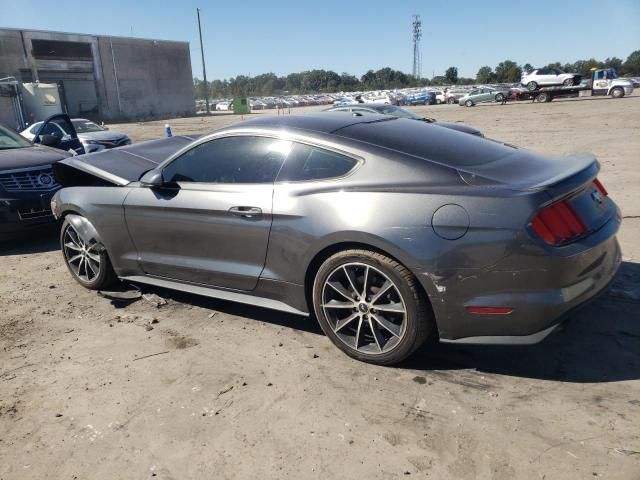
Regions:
[[411, 14, 422, 79]]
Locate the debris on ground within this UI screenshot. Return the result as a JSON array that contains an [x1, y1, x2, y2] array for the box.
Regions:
[[142, 293, 168, 308]]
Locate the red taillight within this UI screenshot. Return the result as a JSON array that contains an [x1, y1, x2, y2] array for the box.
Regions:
[[594, 178, 608, 196], [531, 200, 586, 245], [465, 306, 513, 315]]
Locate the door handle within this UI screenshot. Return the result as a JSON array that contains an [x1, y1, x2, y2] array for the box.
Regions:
[[229, 206, 262, 218]]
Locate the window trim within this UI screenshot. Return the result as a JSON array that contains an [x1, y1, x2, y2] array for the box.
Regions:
[[157, 131, 364, 187]]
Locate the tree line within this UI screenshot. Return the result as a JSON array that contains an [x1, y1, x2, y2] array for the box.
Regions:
[[194, 50, 640, 98]]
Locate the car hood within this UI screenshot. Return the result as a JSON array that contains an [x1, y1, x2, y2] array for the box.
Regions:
[[0, 145, 72, 171], [78, 130, 128, 141], [53, 134, 200, 186]]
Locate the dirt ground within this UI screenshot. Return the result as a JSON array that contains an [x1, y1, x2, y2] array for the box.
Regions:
[[1, 96, 639, 479]]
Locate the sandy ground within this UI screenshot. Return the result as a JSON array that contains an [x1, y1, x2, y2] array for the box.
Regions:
[[1, 96, 639, 479]]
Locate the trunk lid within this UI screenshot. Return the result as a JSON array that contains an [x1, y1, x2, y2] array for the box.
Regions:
[[459, 150, 616, 239]]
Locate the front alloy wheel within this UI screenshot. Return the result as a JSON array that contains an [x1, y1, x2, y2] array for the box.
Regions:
[[61, 217, 116, 289], [313, 250, 432, 365]]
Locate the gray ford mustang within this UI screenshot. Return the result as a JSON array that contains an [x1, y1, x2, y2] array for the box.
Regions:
[[50, 113, 621, 365]]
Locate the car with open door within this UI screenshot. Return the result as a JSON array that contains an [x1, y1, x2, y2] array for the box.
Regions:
[[26, 113, 85, 155], [0, 122, 72, 239], [23, 118, 130, 154]]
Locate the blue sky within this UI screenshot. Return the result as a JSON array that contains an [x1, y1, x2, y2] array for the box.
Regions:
[[3, 0, 639, 80]]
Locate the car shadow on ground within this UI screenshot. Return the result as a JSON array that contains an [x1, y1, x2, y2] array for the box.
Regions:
[[0, 226, 59, 256]]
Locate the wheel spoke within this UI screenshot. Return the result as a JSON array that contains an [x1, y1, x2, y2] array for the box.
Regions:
[[361, 266, 370, 298], [354, 316, 364, 349], [68, 254, 83, 264], [368, 317, 384, 352], [342, 266, 359, 298], [327, 281, 354, 301], [370, 280, 393, 304], [64, 242, 82, 252], [86, 257, 97, 277], [334, 312, 360, 333], [86, 252, 101, 263], [77, 256, 85, 278], [322, 300, 356, 309], [372, 302, 405, 314], [371, 313, 402, 338]]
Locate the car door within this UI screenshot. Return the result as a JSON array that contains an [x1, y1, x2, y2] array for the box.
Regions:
[[536, 68, 553, 85], [32, 113, 85, 154], [123, 135, 290, 291]]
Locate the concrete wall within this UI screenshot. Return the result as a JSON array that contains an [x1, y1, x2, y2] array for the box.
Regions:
[[97, 37, 195, 121], [0, 28, 195, 122]]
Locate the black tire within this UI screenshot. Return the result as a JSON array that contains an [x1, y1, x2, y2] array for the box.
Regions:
[[446, 97, 456, 104], [536, 92, 550, 103], [527, 81, 538, 91], [465, 99, 474, 107], [495, 93, 505, 102], [312, 249, 433, 365], [563, 78, 574, 86], [611, 87, 624, 98], [60, 217, 117, 290]]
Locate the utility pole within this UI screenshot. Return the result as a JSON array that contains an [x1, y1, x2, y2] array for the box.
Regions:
[[197, 8, 210, 114], [411, 14, 422, 80]]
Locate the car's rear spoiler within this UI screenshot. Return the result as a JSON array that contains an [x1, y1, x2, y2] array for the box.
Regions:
[[52, 135, 200, 187]]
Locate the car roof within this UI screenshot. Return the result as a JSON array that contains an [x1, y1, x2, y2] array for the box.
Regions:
[[230, 112, 395, 135]]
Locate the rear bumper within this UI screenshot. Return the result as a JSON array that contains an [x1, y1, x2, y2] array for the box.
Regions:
[[432, 215, 622, 344]]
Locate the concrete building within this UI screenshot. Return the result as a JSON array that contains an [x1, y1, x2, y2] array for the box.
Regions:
[[0, 28, 195, 123]]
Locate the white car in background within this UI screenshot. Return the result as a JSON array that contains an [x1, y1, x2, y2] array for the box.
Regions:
[[521, 68, 582, 91], [21, 118, 131, 153]]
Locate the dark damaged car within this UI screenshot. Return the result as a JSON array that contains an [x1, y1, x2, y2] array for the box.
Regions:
[[50, 113, 622, 365], [0, 122, 72, 239]]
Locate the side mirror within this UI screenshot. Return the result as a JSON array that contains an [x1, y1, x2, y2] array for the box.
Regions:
[[140, 170, 165, 188], [39, 134, 61, 147]]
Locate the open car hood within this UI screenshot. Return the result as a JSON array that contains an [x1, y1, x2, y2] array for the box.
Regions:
[[53, 135, 200, 186]]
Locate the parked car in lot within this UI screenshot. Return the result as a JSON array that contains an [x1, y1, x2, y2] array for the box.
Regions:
[[0, 122, 71, 239], [521, 68, 582, 91], [405, 91, 436, 105], [458, 87, 506, 106], [22, 118, 131, 154], [333, 97, 359, 106], [323, 103, 484, 136], [51, 113, 621, 365]]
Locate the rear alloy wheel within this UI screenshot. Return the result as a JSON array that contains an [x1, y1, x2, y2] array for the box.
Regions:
[[465, 100, 474, 107], [313, 250, 432, 365], [61, 218, 116, 290], [563, 78, 574, 86], [446, 97, 456, 104], [527, 81, 538, 91], [495, 93, 505, 102], [611, 87, 624, 98]]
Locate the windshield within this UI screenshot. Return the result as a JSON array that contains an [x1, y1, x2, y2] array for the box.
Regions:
[[71, 120, 104, 133], [0, 125, 32, 150], [376, 105, 423, 120]]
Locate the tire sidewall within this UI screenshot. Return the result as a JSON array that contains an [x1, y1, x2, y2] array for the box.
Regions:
[[312, 251, 425, 365], [527, 81, 537, 91]]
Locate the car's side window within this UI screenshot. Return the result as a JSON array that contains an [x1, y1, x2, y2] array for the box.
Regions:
[[163, 136, 289, 184], [277, 143, 358, 182]]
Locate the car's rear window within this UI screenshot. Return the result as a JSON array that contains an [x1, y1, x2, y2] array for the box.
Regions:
[[335, 118, 515, 167]]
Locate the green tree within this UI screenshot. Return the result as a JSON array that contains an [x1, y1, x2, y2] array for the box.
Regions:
[[494, 60, 522, 83], [522, 63, 534, 73], [622, 50, 640, 75], [444, 66, 458, 84], [476, 66, 495, 84]]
